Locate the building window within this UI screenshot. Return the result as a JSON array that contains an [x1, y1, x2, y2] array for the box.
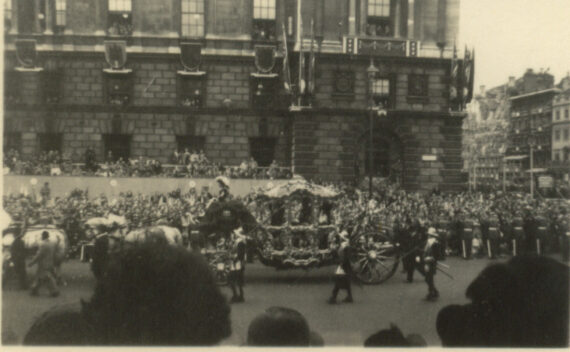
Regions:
[[555, 110, 560, 120], [4, 0, 11, 32], [3, 132, 21, 154], [555, 130, 560, 141], [4, 70, 21, 104], [366, 0, 393, 37], [251, 76, 279, 109], [42, 69, 64, 104], [107, 0, 132, 36], [566, 109, 569, 119], [55, 0, 66, 28], [564, 129, 569, 141], [181, 0, 204, 37], [554, 152, 560, 161], [252, 0, 276, 41], [104, 71, 133, 106], [177, 74, 206, 108], [38, 133, 63, 153], [176, 135, 206, 153], [104, 134, 130, 161], [408, 74, 428, 98], [249, 137, 276, 167]]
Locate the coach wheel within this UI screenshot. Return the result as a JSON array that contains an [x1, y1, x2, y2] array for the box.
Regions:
[[350, 232, 399, 284]]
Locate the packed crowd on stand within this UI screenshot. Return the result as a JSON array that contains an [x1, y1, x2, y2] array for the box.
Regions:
[[3, 148, 292, 179]]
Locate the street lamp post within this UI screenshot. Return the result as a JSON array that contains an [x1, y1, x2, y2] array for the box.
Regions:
[[528, 132, 536, 198], [366, 58, 380, 199]]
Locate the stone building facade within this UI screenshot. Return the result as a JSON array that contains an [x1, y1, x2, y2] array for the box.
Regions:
[[4, 0, 469, 191]]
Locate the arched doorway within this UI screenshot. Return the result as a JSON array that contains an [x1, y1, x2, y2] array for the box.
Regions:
[[355, 119, 403, 185]]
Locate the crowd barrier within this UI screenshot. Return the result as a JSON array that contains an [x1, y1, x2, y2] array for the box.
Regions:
[[3, 175, 288, 199]]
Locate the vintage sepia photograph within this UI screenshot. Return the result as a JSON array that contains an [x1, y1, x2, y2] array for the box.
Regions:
[[1, 0, 569, 347]]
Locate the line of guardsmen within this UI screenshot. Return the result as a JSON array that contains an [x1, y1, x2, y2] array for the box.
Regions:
[[396, 209, 569, 262]]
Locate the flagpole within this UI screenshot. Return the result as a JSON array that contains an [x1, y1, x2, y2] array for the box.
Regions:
[[297, 0, 303, 107]]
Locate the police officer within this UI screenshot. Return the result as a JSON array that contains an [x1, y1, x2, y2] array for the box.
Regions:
[[418, 227, 442, 301], [228, 227, 246, 303], [328, 231, 353, 304]]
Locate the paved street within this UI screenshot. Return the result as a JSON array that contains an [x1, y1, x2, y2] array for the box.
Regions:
[[2, 256, 518, 346]]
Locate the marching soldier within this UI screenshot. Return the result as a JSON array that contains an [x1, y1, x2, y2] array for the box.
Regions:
[[512, 213, 524, 256], [417, 227, 442, 301], [479, 213, 490, 258], [328, 231, 353, 304], [436, 217, 450, 260], [487, 214, 501, 259], [462, 218, 474, 260], [535, 215, 547, 255], [228, 227, 247, 303]]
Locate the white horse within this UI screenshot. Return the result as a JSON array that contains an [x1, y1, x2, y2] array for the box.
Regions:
[[124, 226, 184, 246]]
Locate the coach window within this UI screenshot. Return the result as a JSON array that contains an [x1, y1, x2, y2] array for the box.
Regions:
[[371, 77, 394, 109], [366, 0, 394, 37], [181, 0, 205, 38], [107, 0, 132, 36], [252, 0, 276, 41]]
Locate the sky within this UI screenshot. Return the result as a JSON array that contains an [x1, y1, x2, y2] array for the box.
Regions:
[[459, 0, 570, 91]]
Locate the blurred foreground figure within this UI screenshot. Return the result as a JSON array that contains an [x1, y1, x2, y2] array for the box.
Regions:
[[24, 243, 231, 345], [437, 256, 568, 347], [364, 324, 427, 347], [247, 306, 323, 346]]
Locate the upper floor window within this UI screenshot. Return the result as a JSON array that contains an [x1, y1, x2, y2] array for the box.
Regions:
[[564, 129, 569, 141], [55, 0, 66, 28], [408, 74, 428, 98], [4, 0, 12, 33], [181, 0, 204, 37], [366, 0, 393, 37], [555, 130, 560, 141], [555, 110, 560, 120], [566, 109, 569, 119], [252, 0, 276, 41], [107, 0, 132, 36]]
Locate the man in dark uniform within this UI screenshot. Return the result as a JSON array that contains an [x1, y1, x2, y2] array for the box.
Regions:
[[228, 227, 246, 303], [523, 208, 538, 255], [418, 227, 443, 301], [535, 215, 547, 255], [462, 219, 474, 260], [450, 211, 464, 256], [11, 228, 29, 289], [397, 218, 424, 283], [479, 213, 490, 259], [328, 231, 353, 304], [487, 214, 501, 259], [512, 214, 524, 256], [29, 231, 59, 297]]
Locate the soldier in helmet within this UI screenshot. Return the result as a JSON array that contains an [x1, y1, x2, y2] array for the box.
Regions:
[[228, 227, 247, 303]]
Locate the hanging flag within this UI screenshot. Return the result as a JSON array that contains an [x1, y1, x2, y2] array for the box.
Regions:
[[450, 42, 459, 102], [281, 24, 292, 94], [307, 18, 316, 95], [464, 48, 475, 104]]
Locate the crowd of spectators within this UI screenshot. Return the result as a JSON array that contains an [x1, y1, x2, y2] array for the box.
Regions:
[[3, 148, 292, 180]]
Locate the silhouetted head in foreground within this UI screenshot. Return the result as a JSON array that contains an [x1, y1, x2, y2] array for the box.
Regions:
[[25, 243, 231, 345], [247, 306, 323, 346], [437, 256, 569, 347], [364, 324, 427, 347]]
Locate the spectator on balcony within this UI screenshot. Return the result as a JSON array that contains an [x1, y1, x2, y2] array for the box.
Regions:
[[268, 160, 279, 180]]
